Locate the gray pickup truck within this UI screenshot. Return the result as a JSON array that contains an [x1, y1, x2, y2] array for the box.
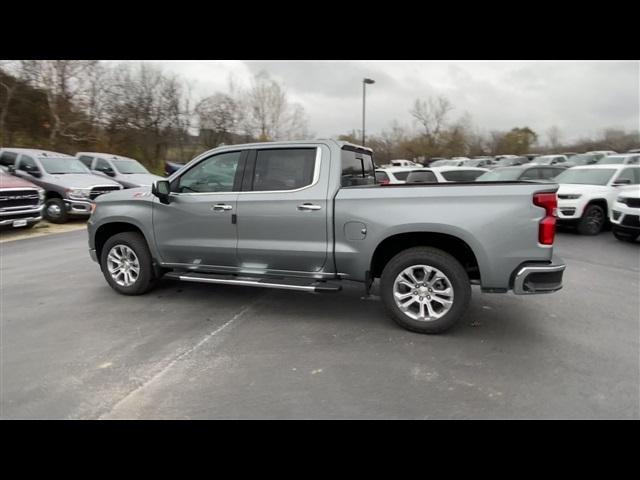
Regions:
[[87, 140, 566, 334]]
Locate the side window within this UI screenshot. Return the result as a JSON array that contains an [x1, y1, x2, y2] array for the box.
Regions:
[[393, 171, 411, 181], [615, 168, 638, 185], [520, 168, 539, 180], [18, 155, 39, 173], [406, 170, 437, 183], [252, 148, 316, 191], [0, 151, 18, 167], [341, 148, 375, 187], [441, 170, 484, 182], [95, 158, 112, 172], [540, 168, 559, 179], [177, 151, 242, 193], [629, 156, 640, 165], [375, 171, 390, 184], [78, 156, 94, 168]]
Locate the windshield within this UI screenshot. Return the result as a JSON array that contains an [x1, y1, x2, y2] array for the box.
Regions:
[[462, 159, 484, 167], [530, 157, 554, 165], [40, 157, 90, 174], [570, 154, 597, 166], [112, 159, 149, 174], [554, 168, 615, 186], [430, 160, 450, 167], [597, 156, 625, 165], [476, 168, 522, 181]]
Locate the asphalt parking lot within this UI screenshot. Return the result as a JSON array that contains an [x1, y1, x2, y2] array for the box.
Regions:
[[1, 227, 638, 419]]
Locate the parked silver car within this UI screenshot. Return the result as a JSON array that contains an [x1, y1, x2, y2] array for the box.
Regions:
[[76, 152, 163, 189]]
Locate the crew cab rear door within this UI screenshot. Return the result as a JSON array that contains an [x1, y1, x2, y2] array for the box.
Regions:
[[236, 146, 328, 273]]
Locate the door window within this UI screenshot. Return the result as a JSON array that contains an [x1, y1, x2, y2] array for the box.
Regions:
[[520, 168, 539, 180], [18, 155, 39, 174], [176, 151, 242, 193], [251, 148, 316, 191], [78, 156, 94, 168]]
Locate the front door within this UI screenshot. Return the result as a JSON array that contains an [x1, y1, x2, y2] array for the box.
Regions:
[[236, 147, 329, 273], [153, 150, 245, 267]]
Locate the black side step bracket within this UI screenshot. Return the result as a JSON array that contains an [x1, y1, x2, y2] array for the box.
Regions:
[[164, 272, 341, 293]]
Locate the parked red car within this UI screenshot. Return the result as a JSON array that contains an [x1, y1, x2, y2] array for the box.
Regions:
[[0, 169, 45, 228]]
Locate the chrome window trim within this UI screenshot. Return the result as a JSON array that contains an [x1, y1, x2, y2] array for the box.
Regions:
[[169, 147, 322, 197]]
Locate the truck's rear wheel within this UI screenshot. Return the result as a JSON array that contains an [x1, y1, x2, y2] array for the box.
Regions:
[[380, 247, 471, 334], [100, 232, 156, 295]]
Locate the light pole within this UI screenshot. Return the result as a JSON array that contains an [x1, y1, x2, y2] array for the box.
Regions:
[[362, 78, 375, 146]]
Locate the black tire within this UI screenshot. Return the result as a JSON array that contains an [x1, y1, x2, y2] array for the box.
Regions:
[[613, 230, 638, 242], [380, 247, 471, 334], [44, 198, 69, 224], [100, 232, 157, 295], [577, 204, 605, 235]]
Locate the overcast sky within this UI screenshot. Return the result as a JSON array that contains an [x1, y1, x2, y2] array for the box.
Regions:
[[152, 60, 639, 143]]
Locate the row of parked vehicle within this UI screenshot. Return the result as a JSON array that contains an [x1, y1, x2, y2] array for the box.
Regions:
[[0, 148, 163, 226], [376, 150, 640, 240]]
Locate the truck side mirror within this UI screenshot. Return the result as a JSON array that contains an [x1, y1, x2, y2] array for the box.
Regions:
[[7, 165, 16, 174], [152, 180, 172, 204]]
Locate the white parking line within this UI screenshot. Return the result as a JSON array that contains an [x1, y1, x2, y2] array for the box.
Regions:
[[97, 293, 265, 419]]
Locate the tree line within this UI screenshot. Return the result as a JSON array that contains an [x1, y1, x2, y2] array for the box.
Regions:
[[0, 61, 310, 173], [1, 61, 637, 172]]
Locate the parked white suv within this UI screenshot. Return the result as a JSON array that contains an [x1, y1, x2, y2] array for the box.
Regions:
[[596, 154, 640, 165], [554, 165, 640, 235], [375, 166, 488, 184], [610, 185, 640, 242]]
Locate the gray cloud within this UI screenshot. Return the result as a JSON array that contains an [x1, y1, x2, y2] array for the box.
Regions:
[[157, 60, 639, 143]]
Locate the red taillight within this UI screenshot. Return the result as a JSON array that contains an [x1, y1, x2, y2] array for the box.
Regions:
[[533, 192, 557, 245]]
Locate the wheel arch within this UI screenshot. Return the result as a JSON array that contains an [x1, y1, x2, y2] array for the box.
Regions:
[[94, 222, 151, 262], [369, 231, 481, 282]]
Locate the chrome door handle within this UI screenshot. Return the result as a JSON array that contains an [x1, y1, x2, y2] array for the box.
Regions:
[[212, 204, 233, 211], [297, 203, 322, 211]]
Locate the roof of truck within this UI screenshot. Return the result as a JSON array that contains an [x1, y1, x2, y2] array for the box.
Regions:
[[76, 152, 138, 162], [0, 148, 72, 158]]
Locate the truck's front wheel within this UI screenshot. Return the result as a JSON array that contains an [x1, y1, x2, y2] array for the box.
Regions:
[[380, 247, 471, 334], [100, 232, 157, 295]]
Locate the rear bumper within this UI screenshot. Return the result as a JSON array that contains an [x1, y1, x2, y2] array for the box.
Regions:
[[512, 255, 566, 294]]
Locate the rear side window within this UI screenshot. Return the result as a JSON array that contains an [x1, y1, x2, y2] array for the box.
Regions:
[[541, 168, 562, 179], [0, 151, 18, 167], [393, 171, 411, 181], [440, 170, 485, 182], [375, 171, 390, 183], [519, 168, 539, 180], [341, 148, 375, 187], [253, 148, 316, 191], [78, 156, 94, 168]]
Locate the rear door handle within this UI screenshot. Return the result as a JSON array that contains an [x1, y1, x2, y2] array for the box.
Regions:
[[297, 203, 322, 211], [212, 204, 233, 211]]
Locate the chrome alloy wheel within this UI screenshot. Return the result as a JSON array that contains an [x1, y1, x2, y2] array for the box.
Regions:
[[107, 244, 140, 287], [46, 203, 62, 217], [393, 264, 454, 321]]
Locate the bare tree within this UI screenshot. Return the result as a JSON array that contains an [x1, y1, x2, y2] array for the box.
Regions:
[[546, 125, 562, 150], [0, 61, 22, 144], [243, 71, 310, 141], [410, 95, 453, 141], [21, 60, 98, 145]]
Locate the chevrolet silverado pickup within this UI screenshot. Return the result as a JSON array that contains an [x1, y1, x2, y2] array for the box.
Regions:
[[87, 140, 566, 334]]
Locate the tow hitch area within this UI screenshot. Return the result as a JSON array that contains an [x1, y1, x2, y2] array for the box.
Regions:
[[513, 256, 566, 294]]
